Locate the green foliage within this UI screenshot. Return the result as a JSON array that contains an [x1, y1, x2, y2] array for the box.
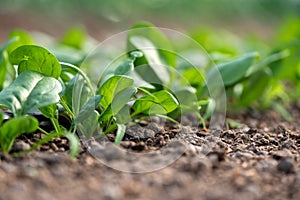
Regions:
[[10, 45, 61, 79], [0, 70, 62, 116], [0, 18, 299, 156], [0, 116, 38, 153]]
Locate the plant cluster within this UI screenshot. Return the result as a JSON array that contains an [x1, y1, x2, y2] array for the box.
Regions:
[[0, 19, 299, 156]]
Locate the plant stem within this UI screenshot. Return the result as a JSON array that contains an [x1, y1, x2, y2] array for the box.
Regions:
[[37, 127, 49, 135], [59, 62, 95, 96], [50, 118, 61, 134], [59, 97, 75, 119]]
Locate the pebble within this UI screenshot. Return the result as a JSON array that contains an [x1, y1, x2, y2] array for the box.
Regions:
[[11, 141, 30, 152], [277, 158, 294, 174]]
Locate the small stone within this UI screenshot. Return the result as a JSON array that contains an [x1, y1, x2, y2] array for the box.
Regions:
[[277, 158, 294, 174], [50, 143, 59, 151], [11, 141, 30, 152]]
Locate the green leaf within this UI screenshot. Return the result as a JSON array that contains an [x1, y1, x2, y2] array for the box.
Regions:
[[207, 52, 258, 86], [0, 70, 62, 116], [10, 45, 61, 79], [0, 116, 38, 153], [133, 90, 179, 115], [98, 75, 134, 109], [71, 74, 91, 116], [114, 124, 126, 145], [74, 95, 101, 124], [64, 132, 80, 158], [99, 87, 136, 123], [115, 104, 131, 124], [77, 110, 100, 139], [111, 87, 136, 115]]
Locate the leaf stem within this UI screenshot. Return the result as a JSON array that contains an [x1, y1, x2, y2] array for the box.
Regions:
[[50, 118, 61, 134], [59, 97, 75, 119], [37, 127, 49, 135], [59, 62, 95, 96]]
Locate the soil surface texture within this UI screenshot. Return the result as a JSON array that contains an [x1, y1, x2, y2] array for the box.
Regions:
[[1, 104, 300, 200]]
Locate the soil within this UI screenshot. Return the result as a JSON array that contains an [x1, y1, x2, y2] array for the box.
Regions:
[[0, 103, 300, 200], [1, 10, 299, 200]]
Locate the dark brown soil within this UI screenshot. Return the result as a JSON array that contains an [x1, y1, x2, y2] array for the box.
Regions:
[[0, 104, 300, 200]]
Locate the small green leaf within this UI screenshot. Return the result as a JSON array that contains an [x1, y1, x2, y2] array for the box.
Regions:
[[98, 75, 134, 109], [114, 51, 143, 75], [0, 116, 38, 153], [10, 45, 61, 79], [133, 90, 179, 115], [207, 52, 258, 86], [74, 95, 101, 124], [0, 70, 62, 116], [111, 87, 136, 115], [77, 110, 100, 139], [115, 124, 126, 145], [64, 132, 80, 158]]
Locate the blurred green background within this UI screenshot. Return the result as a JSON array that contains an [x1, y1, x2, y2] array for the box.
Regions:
[[1, 0, 300, 41]]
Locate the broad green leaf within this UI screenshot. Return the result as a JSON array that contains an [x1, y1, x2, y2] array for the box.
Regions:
[[6, 30, 34, 54], [0, 70, 62, 116], [207, 52, 258, 86], [114, 51, 143, 75], [99, 87, 136, 123], [64, 132, 80, 158], [115, 104, 131, 124], [74, 95, 101, 124], [0, 116, 38, 153], [111, 87, 136, 115], [115, 124, 126, 145], [10, 45, 61, 79], [98, 75, 134, 109], [133, 90, 179, 115], [128, 22, 176, 67]]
